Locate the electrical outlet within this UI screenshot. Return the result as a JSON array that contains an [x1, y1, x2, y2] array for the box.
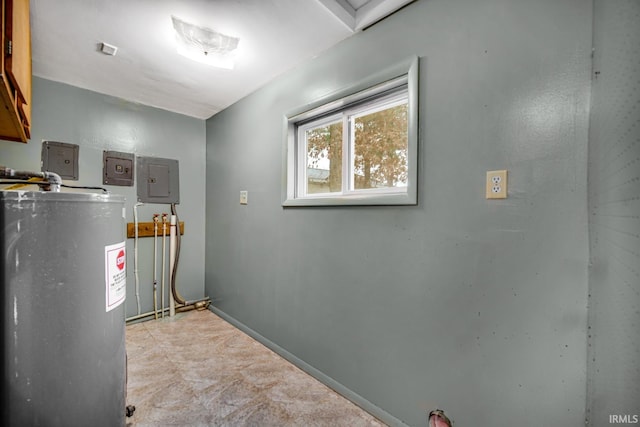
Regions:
[[486, 170, 507, 199], [240, 190, 248, 205]]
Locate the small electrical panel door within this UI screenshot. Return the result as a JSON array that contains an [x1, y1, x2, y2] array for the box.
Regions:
[[41, 141, 79, 180], [103, 151, 134, 186]]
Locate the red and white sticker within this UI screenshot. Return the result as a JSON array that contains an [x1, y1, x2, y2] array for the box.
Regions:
[[105, 241, 126, 312]]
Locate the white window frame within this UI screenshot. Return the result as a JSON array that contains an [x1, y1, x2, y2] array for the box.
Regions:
[[283, 56, 419, 206]]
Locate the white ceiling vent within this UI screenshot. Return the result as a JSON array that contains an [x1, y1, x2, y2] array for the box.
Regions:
[[100, 42, 118, 56]]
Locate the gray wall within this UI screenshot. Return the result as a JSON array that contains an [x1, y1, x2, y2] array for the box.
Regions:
[[0, 77, 207, 319], [205, 0, 592, 426], [587, 0, 640, 424]]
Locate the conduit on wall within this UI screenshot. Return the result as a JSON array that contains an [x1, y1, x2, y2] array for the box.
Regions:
[[170, 203, 186, 306], [169, 213, 176, 317]]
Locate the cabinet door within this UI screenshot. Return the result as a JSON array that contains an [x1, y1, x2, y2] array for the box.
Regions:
[[4, 0, 31, 137]]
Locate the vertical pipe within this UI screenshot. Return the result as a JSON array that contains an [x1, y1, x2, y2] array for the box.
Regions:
[[169, 214, 177, 317], [133, 203, 143, 315], [161, 213, 167, 319], [152, 214, 159, 320]]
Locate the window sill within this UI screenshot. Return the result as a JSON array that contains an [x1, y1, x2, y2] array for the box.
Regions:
[[282, 191, 416, 207]]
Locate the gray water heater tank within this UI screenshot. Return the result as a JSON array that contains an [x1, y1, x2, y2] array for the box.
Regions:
[[1, 191, 127, 427]]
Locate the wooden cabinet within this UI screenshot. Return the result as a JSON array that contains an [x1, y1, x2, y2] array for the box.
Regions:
[[0, 0, 31, 143]]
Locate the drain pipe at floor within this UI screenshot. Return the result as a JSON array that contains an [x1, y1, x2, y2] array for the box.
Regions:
[[428, 409, 452, 427], [125, 297, 211, 324]]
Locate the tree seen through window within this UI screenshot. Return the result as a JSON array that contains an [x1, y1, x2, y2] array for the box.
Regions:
[[305, 102, 408, 194]]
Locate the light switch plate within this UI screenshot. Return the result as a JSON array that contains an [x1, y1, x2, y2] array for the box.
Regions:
[[486, 170, 507, 199], [240, 190, 248, 205]]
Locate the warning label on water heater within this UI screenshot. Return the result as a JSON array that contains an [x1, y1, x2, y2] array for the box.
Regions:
[[105, 241, 126, 312]]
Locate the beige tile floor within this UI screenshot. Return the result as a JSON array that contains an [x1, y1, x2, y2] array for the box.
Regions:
[[125, 309, 387, 427]]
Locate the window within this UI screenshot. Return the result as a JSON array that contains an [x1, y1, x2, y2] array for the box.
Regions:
[[283, 56, 418, 206]]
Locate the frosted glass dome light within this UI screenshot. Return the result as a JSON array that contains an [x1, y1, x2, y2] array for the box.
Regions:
[[171, 15, 239, 69]]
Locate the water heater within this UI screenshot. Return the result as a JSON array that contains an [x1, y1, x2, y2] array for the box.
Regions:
[[1, 190, 127, 427]]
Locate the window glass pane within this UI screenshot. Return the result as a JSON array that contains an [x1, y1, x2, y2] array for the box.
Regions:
[[306, 121, 343, 194], [352, 103, 408, 190]]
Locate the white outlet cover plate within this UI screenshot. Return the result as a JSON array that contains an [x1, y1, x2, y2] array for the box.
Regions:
[[486, 170, 507, 199]]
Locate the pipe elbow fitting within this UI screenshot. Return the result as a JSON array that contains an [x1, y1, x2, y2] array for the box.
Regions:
[[43, 171, 62, 192]]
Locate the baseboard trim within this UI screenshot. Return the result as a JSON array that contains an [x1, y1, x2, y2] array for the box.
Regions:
[[208, 305, 409, 427]]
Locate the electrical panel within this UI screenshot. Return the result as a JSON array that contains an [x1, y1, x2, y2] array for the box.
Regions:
[[41, 141, 79, 180], [103, 151, 134, 186], [136, 156, 179, 204]]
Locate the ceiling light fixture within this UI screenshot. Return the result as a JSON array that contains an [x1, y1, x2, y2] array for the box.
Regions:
[[171, 16, 239, 69]]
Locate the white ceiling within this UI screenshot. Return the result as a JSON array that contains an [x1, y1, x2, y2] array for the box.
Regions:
[[30, 0, 414, 120]]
